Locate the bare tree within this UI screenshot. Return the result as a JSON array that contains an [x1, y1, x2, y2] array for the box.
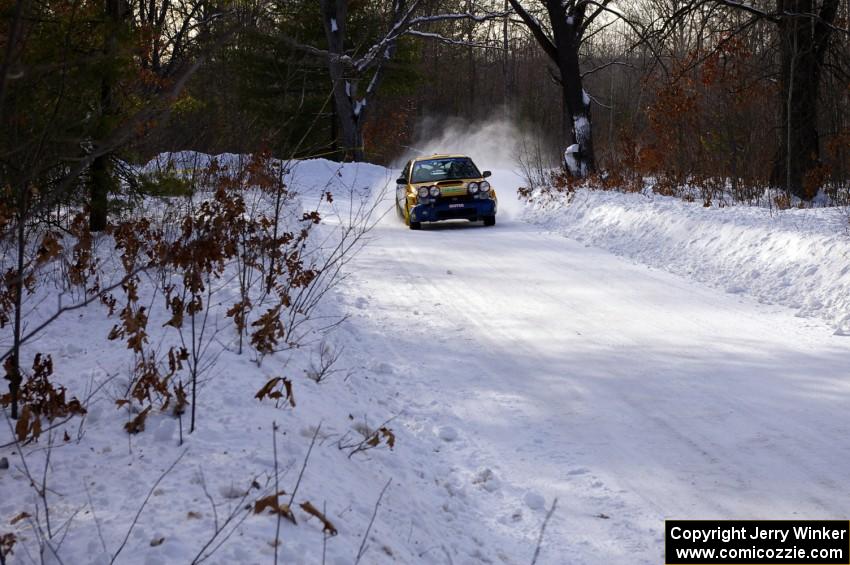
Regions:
[[772, 0, 841, 199], [507, 0, 650, 176], [294, 0, 505, 160], [656, 0, 846, 199]]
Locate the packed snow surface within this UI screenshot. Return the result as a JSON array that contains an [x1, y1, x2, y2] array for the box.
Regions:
[[2, 158, 849, 565], [344, 169, 850, 563]]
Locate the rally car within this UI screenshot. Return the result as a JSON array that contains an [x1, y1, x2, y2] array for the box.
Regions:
[[395, 155, 497, 230]]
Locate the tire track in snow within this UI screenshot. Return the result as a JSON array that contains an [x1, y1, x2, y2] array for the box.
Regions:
[[343, 202, 850, 563]]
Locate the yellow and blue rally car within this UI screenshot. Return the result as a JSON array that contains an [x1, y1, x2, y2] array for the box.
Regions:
[[395, 155, 497, 230]]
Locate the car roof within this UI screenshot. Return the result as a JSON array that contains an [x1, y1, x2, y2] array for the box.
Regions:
[[413, 154, 470, 162]]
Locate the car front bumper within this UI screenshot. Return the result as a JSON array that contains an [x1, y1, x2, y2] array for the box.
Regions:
[[410, 198, 496, 223]]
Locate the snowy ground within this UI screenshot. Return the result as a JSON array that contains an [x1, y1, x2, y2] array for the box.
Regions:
[[522, 187, 850, 334], [2, 158, 850, 564]]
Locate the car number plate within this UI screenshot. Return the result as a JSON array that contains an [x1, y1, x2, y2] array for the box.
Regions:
[[449, 203, 465, 208]]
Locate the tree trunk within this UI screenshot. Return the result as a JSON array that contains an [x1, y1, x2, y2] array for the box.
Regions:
[[9, 203, 25, 419], [330, 97, 339, 158], [337, 107, 364, 162], [547, 1, 595, 177], [320, 0, 365, 162], [89, 0, 123, 231], [502, 0, 511, 109], [88, 151, 111, 231], [466, 0, 476, 117], [771, 0, 839, 200]]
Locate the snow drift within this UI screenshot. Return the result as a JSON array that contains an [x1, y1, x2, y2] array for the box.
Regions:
[[522, 188, 850, 334]]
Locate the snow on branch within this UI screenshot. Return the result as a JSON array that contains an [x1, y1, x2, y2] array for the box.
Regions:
[[404, 30, 501, 49], [711, 0, 777, 21], [278, 35, 354, 67], [407, 10, 510, 26], [279, 2, 509, 74], [352, 7, 508, 72], [351, 0, 421, 72]]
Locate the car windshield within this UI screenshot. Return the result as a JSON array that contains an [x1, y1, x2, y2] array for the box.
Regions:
[[410, 157, 481, 183]]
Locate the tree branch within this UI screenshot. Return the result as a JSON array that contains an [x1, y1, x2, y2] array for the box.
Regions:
[[581, 60, 634, 78], [404, 30, 501, 49], [507, 0, 559, 64]]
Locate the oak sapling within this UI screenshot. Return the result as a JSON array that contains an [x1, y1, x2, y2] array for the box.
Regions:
[[163, 169, 246, 433], [1, 185, 69, 419], [1, 353, 86, 443], [228, 164, 271, 355]]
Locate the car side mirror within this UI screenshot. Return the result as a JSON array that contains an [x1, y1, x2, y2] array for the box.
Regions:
[[482, 171, 492, 178], [396, 177, 407, 185]]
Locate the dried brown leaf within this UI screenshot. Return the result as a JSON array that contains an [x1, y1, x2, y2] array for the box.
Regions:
[[253, 492, 295, 523], [9, 512, 30, 525], [300, 501, 337, 536], [14, 406, 30, 443], [283, 378, 295, 408], [124, 406, 151, 434], [380, 427, 395, 450], [0, 532, 16, 556], [255, 377, 281, 401]]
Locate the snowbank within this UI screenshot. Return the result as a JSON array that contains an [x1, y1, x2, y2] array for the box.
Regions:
[[1, 156, 484, 565], [522, 189, 850, 334]]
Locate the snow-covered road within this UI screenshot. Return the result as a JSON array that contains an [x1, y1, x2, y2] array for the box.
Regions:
[[339, 172, 850, 563]]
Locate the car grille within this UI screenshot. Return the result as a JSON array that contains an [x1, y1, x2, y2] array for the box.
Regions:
[[434, 194, 485, 219], [437, 207, 478, 220]]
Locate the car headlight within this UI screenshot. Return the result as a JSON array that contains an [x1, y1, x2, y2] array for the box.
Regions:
[[429, 185, 441, 197], [468, 182, 479, 193], [480, 181, 490, 192], [417, 186, 429, 198]]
